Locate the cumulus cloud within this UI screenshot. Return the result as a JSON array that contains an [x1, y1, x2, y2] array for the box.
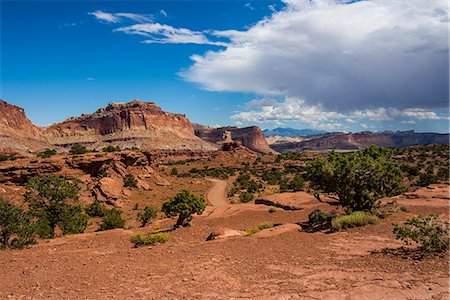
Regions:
[[183, 0, 449, 111], [115, 23, 227, 46], [89, 10, 152, 23], [231, 96, 449, 130]]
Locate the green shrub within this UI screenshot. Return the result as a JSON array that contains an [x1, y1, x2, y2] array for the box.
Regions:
[[170, 167, 178, 176], [239, 191, 254, 203], [0, 153, 17, 162], [244, 222, 273, 236], [399, 205, 408, 212], [102, 145, 121, 152], [131, 232, 169, 247], [37, 148, 57, 158], [268, 207, 277, 213], [0, 200, 36, 249], [25, 174, 84, 238], [307, 146, 404, 211], [124, 174, 138, 188], [289, 174, 304, 191], [416, 173, 439, 187], [86, 200, 106, 217], [137, 206, 158, 227], [308, 209, 335, 226], [98, 208, 125, 231], [162, 190, 205, 228], [393, 215, 449, 253], [331, 211, 379, 230], [69, 144, 89, 154], [59, 206, 89, 235]]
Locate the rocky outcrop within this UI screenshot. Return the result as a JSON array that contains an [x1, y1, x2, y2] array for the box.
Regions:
[[272, 131, 450, 152], [194, 125, 275, 154], [45, 100, 217, 151], [0, 100, 49, 153]]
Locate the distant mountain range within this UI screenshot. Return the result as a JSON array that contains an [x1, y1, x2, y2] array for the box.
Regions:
[[263, 127, 328, 137], [271, 131, 450, 153]]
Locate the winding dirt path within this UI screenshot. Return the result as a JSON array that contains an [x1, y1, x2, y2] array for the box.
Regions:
[[206, 179, 228, 207]]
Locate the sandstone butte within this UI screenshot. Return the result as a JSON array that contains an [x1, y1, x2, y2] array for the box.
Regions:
[[0, 99, 274, 155]]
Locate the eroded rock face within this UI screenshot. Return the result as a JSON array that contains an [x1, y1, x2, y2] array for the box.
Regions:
[[44, 100, 217, 151], [194, 125, 275, 154], [0, 100, 49, 153], [98, 177, 123, 200]]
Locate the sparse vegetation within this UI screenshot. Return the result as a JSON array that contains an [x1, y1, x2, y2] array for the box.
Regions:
[[0, 153, 17, 162], [86, 200, 106, 217], [98, 208, 125, 231], [307, 146, 405, 211], [239, 191, 254, 203], [25, 174, 86, 237], [268, 206, 277, 213], [244, 222, 274, 236], [37, 148, 57, 158], [124, 174, 138, 188], [393, 215, 449, 253], [170, 167, 178, 176], [308, 209, 336, 228], [331, 211, 379, 230], [131, 232, 169, 247], [102, 145, 121, 152], [69, 144, 90, 154], [0, 200, 36, 249], [137, 206, 158, 227], [162, 190, 206, 228]]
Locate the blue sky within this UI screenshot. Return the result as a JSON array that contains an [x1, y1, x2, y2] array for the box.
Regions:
[[1, 0, 449, 133]]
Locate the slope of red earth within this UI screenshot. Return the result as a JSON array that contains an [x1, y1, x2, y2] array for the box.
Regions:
[[0, 183, 448, 299]]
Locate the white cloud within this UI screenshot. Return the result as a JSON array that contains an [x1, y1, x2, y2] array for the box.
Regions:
[[89, 10, 152, 23], [85, 77, 95, 81], [160, 10, 168, 17], [245, 3, 254, 10], [183, 0, 448, 111], [115, 23, 227, 46], [231, 96, 346, 130], [231, 96, 448, 130]]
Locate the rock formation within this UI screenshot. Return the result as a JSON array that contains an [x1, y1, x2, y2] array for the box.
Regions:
[[0, 100, 49, 153], [194, 125, 275, 154], [44, 100, 217, 151]]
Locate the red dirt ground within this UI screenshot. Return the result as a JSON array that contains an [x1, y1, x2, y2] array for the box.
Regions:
[[0, 183, 448, 299]]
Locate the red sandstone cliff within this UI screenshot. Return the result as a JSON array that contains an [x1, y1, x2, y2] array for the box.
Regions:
[[44, 100, 217, 151], [194, 125, 275, 154], [0, 100, 49, 153]]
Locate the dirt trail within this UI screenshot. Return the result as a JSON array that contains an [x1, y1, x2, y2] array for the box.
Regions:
[[206, 179, 229, 207]]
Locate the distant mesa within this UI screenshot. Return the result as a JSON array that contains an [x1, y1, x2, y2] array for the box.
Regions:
[[0, 99, 274, 154]]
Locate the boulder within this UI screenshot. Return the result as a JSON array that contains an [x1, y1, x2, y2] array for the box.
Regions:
[[98, 177, 123, 200]]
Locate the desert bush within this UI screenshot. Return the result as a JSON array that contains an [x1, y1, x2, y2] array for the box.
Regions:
[[244, 222, 273, 236], [131, 232, 169, 247], [37, 148, 57, 158], [280, 174, 304, 192], [170, 167, 178, 176], [0, 200, 36, 249], [102, 145, 121, 152], [399, 205, 408, 212], [124, 174, 138, 188], [162, 190, 205, 228], [416, 173, 439, 187], [392, 215, 449, 253], [69, 144, 89, 154], [308, 209, 336, 227], [307, 145, 404, 211], [239, 191, 254, 203], [59, 206, 89, 235], [331, 211, 379, 230], [86, 200, 106, 217], [137, 206, 158, 227], [25, 174, 85, 237], [98, 208, 125, 231], [269, 207, 277, 213], [0, 153, 17, 162]]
